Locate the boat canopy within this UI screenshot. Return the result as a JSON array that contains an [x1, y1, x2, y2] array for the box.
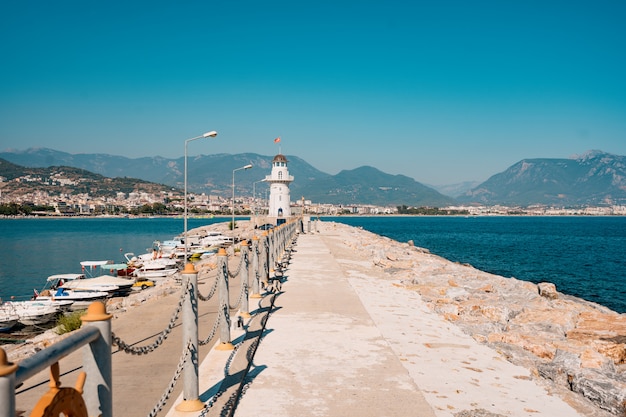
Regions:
[[100, 264, 129, 270], [47, 274, 86, 282], [80, 261, 113, 267]]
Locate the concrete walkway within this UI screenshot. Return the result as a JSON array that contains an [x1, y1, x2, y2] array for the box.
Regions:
[[168, 225, 585, 417]]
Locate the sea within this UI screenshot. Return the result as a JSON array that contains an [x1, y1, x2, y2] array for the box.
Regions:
[[1, 216, 625, 315], [321, 216, 626, 314], [0, 217, 230, 305]]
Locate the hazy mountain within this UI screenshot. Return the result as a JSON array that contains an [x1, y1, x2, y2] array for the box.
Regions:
[[430, 181, 481, 198], [0, 148, 452, 206], [458, 150, 626, 206], [0, 158, 173, 198], [295, 166, 456, 207], [6, 148, 624, 207]]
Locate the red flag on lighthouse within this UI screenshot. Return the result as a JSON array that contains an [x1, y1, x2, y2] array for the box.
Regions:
[[274, 137, 281, 143]]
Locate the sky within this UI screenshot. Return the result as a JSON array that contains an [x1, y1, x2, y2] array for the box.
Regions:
[[1, 1, 625, 185]]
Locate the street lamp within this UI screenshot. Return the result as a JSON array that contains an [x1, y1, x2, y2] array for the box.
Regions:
[[184, 131, 218, 262], [232, 164, 253, 232]]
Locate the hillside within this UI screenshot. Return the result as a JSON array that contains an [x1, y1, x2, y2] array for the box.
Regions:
[[0, 149, 452, 207], [0, 158, 175, 199], [458, 150, 626, 206]]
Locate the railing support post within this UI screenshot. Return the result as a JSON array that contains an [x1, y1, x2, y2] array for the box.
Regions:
[[261, 231, 269, 287], [175, 263, 204, 412], [81, 301, 113, 417], [215, 248, 234, 351], [239, 240, 251, 318], [0, 348, 18, 417], [268, 229, 276, 279], [250, 235, 262, 299]]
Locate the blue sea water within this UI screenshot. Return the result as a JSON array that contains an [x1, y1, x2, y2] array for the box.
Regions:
[[1, 216, 625, 314], [0, 217, 232, 303], [323, 216, 626, 314]]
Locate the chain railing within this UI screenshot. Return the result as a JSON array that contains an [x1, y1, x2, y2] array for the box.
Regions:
[[2, 218, 300, 417], [111, 280, 190, 355], [146, 340, 193, 417]]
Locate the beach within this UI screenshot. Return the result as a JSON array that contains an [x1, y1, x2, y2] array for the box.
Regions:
[[5, 219, 626, 416]]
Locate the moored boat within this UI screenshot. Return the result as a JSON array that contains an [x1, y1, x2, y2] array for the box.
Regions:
[[37, 274, 114, 303], [62, 274, 134, 297], [0, 309, 19, 332], [3, 301, 62, 326]]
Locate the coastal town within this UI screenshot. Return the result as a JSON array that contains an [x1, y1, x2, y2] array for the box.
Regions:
[[2, 169, 626, 217]]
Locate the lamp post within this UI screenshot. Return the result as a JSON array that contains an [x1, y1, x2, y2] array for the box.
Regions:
[[184, 131, 218, 263], [232, 164, 253, 232]]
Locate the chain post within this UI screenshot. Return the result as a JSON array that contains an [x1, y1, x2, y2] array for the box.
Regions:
[[238, 240, 251, 318], [215, 248, 234, 351], [261, 231, 269, 287], [175, 263, 204, 412], [81, 301, 113, 417], [0, 348, 18, 417], [268, 228, 276, 279], [250, 235, 262, 299]]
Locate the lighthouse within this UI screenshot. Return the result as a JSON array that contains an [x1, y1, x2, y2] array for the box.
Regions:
[[265, 154, 294, 225]]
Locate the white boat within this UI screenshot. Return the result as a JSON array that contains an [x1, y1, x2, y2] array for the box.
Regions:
[[199, 233, 233, 247], [80, 260, 116, 277], [34, 276, 109, 311], [125, 253, 179, 279], [0, 309, 19, 332], [131, 260, 179, 279], [4, 301, 61, 326], [62, 274, 134, 297]]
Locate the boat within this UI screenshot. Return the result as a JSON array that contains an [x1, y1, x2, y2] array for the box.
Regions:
[[3, 301, 62, 326], [131, 260, 179, 280], [34, 276, 109, 311], [125, 253, 179, 279], [80, 260, 117, 277], [0, 309, 19, 332], [101, 263, 136, 277], [62, 274, 134, 297]]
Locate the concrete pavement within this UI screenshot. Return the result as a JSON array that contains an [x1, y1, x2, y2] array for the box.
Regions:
[[167, 223, 586, 417]]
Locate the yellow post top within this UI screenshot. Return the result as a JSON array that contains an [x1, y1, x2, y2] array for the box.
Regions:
[[252, 235, 259, 241], [182, 262, 197, 274], [0, 348, 18, 376], [240, 240, 248, 247], [218, 248, 228, 256], [81, 301, 113, 322], [261, 231, 268, 237]]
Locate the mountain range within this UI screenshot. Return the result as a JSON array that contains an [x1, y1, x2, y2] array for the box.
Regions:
[[1, 148, 625, 207], [457, 150, 626, 207]]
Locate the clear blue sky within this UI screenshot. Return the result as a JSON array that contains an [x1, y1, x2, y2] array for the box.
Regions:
[[1, 1, 625, 185]]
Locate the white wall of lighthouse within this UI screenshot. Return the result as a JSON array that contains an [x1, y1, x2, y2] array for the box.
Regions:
[[265, 154, 293, 220]]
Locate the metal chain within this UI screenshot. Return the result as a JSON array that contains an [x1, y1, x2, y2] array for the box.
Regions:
[[227, 252, 244, 279], [146, 339, 192, 417], [112, 280, 190, 355], [198, 274, 219, 302], [228, 279, 247, 310], [199, 308, 222, 346]]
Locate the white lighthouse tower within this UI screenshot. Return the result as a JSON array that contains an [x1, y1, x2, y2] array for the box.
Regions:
[[265, 154, 294, 225]]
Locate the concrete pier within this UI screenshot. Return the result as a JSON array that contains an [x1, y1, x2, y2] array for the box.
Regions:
[[11, 220, 609, 416], [166, 223, 586, 417]]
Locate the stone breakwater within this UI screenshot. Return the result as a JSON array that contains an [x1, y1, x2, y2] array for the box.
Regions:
[[325, 221, 626, 416]]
